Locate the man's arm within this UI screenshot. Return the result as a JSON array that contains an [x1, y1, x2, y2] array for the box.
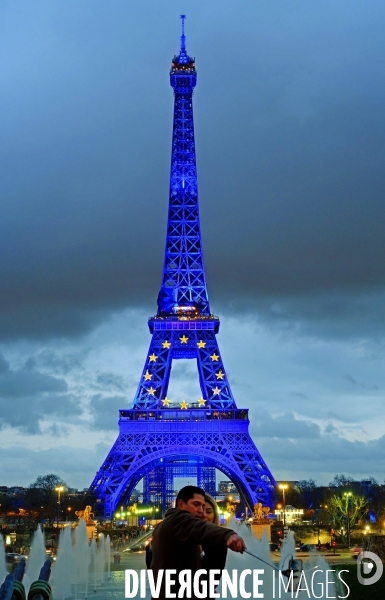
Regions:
[[173, 511, 245, 552], [226, 533, 245, 552]]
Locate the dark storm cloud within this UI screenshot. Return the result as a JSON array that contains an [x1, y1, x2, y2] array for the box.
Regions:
[[0, 352, 82, 433], [33, 348, 87, 376], [89, 393, 127, 430], [262, 432, 385, 482], [0, 354, 66, 397], [94, 372, 126, 392], [43, 423, 70, 437], [250, 409, 321, 440], [235, 291, 385, 340], [200, 3, 385, 297], [0, 442, 112, 488], [1, 1, 385, 340]]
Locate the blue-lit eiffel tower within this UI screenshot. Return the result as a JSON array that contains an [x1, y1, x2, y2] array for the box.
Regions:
[[90, 16, 275, 517]]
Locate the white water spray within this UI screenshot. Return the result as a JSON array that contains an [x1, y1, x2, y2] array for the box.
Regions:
[[225, 523, 340, 599], [0, 534, 7, 584], [24, 526, 46, 595]]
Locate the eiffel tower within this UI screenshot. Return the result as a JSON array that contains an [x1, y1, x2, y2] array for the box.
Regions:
[[90, 16, 275, 518]]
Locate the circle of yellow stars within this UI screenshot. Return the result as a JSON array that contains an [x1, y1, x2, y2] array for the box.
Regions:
[[159, 396, 207, 409], [144, 339, 224, 408]]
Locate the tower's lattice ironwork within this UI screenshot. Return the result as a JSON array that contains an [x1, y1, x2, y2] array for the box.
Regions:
[[90, 16, 275, 517]]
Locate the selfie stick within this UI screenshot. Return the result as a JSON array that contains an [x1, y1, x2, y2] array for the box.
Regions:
[[243, 549, 281, 572], [243, 549, 319, 577]]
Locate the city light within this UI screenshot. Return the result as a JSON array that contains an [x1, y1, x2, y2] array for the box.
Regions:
[[278, 484, 288, 526], [115, 506, 160, 519]]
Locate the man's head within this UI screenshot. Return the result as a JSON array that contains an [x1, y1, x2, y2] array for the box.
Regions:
[[175, 485, 206, 518]]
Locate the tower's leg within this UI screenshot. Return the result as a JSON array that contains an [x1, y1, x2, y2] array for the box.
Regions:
[[143, 462, 176, 513], [165, 466, 174, 512], [143, 466, 164, 504], [197, 466, 216, 497]]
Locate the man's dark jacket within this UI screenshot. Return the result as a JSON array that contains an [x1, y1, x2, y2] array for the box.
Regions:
[[150, 508, 234, 600]]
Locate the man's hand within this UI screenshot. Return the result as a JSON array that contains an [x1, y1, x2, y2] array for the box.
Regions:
[[226, 533, 246, 553]]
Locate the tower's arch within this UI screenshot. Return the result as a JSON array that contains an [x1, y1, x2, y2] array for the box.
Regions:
[[90, 408, 275, 517]]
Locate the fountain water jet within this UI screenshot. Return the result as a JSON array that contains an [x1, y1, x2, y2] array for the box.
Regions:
[[72, 520, 90, 599], [20, 521, 342, 599], [225, 522, 340, 599], [51, 525, 75, 599], [0, 534, 7, 584], [24, 526, 46, 595], [49, 521, 110, 600]]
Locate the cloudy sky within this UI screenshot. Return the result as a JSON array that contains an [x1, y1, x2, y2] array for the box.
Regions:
[[1, 0, 385, 490]]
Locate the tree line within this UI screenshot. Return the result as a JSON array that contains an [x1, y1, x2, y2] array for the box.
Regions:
[[0, 474, 95, 521], [274, 474, 385, 536]]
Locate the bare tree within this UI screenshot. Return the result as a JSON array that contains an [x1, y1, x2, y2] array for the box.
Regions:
[[25, 474, 67, 516], [329, 474, 354, 488]]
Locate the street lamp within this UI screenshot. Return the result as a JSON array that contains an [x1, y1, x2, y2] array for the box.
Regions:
[[55, 486, 64, 529], [279, 484, 288, 527], [343, 492, 352, 547]]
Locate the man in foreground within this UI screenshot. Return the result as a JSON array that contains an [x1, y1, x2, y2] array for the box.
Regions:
[[150, 485, 245, 599]]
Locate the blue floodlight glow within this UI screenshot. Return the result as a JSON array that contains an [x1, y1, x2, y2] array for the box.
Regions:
[[90, 18, 275, 517]]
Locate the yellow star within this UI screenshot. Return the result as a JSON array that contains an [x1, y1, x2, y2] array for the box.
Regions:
[[216, 370, 225, 380], [148, 387, 156, 396], [162, 398, 171, 406], [212, 386, 221, 395], [149, 354, 158, 362], [180, 335, 189, 344], [197, 340, 206, 349], [198, 397, 206, 406], [180, 401, 189, 409], [162, 340, 171, 349], [144, 370, 152, 381], [210, 353, 219, 361]]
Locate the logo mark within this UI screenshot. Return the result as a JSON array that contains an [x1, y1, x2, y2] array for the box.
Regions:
[[357, 551, 383, 586]]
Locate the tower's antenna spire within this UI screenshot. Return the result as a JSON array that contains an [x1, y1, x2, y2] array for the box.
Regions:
[[180, 14, 186, 54]]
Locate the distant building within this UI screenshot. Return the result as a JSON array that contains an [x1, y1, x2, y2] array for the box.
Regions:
[[274, 505, 304, 525], [218, 481, 237, 494], [7, 487, 26, 497], [130, 489, 141, 503]]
